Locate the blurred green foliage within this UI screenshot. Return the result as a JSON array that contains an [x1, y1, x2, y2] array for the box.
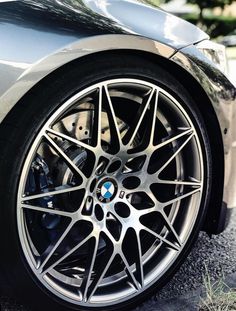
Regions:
[[141, 0, 236, 37], [183, 13, 236, 37], [165, 0, 234, 24], [186, 0, 234, 10], [140, 0, 161, 6]]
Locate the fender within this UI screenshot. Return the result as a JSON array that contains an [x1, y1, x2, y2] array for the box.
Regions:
[[171, 47, 236, 232], [0, 0, 208, 122], [0, 33, 175, 122]]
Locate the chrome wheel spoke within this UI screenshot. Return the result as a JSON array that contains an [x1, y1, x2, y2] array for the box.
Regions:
[[137, 204, 181, 247], [22, 184, 85, 201], [141, 225, 180, 251], [156, 179, 202, 187], [133, 231, 144, 288], [160, 187, 201, 208], [87, 252, 116, 301], [119, 250, 140, 290], [42, 233, 93, 275], [102, 85, 123, 152], [80, 236, 100, 301], [46, 128, 95, 152], [44, 133, 87, 183], [123, 88, 155, 147], [93, 86, 103, 148], [160, 211, 182, 246], [156, 131, 194, 176], [38, 220, 74, 272], [147, 89, 159, 147], [155, 128, 193, 150], [22, 204, 74, 218]]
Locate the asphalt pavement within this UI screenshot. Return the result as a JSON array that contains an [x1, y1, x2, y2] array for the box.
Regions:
[[138, 209, 236, 311]]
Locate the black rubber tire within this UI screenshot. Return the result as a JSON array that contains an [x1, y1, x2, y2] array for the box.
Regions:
[[0, 54, 212, 311]]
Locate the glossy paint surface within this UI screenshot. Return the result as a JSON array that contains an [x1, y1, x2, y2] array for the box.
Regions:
[[171, 48, 236, 211], [0, 0, 208, 123], [0, 0, 208, 47]]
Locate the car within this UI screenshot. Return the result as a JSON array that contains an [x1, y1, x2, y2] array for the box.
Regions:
[[0, 0, 235, 310], [219, 30, 236, 47]]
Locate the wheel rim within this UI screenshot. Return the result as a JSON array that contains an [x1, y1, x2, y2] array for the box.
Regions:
[[17, 78, 204, 307]]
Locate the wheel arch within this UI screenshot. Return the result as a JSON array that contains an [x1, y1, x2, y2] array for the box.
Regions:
[[0, 48, 224, 235]]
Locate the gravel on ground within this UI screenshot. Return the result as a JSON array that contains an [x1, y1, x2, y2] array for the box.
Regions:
[[134, 209, 236, 311]]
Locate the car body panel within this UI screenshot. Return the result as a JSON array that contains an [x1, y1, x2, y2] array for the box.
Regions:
[[172, 45, 236, 151], [0, 0, 209, 122], [171, 46, 236, 232], [176, 45, 236, 187], [82, 0, 208, 48], [0, 34, 174, 123], [219, 30, 236, 47], [220, 36, 236, 47], [0, 0, 235, 234]]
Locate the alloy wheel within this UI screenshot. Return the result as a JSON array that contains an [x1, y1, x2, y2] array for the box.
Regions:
[[17, 79, 204, 307]]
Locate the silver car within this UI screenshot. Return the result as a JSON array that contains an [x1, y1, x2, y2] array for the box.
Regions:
[[0, 0, 235, 310]]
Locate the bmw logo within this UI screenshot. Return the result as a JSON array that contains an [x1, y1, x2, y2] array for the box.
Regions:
[[96, 178, 118, 203]]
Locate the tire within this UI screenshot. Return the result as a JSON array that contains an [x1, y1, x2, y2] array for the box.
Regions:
[[0, 54, 211, 311]]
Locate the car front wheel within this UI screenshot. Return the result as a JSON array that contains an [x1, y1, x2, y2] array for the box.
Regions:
[[0, 55, 211, 311]]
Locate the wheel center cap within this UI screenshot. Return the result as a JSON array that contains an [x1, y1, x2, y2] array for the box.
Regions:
[[96, 178, 118, 203]]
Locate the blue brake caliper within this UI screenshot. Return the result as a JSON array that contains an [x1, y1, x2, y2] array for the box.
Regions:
[[25, 154, 61, 230]]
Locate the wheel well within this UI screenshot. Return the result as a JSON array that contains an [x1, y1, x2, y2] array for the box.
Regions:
[[2, 49, 225, 234], [150, 52, 225, 234], [142, 50, 225, 234]]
